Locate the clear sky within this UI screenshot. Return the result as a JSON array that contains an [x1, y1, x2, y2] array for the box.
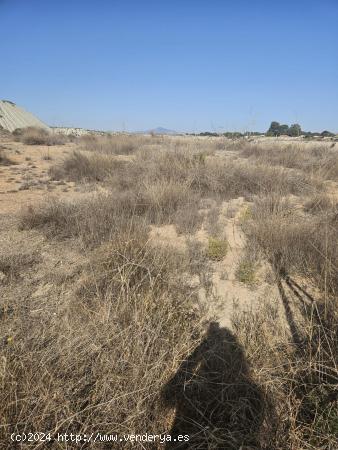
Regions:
[[1, 0, 337, 133]]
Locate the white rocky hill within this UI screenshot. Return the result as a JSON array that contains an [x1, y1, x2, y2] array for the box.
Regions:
[[0, 100, 49, 132]]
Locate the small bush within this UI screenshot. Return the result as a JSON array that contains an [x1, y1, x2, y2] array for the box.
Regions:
[[207, 237, 228, 261], [240, 142, 338, 181], [235, 259, 257, 285], [304, 193, 337, 215], [0, 148, 15, 165], [244, 194, 338, 295], [0, 250, 40, 282], [13, 127, 67, 145], [205, 207, 222, 237], [79, 134, 141, 155], [141, 180, 198, 224], [79, 232, 190, 301], [19, 194, 150, 247], [0, 237, 204, 447], [232, 298, 338, 449], [174, 203, 203, 234], [50, 151, 124, 182]]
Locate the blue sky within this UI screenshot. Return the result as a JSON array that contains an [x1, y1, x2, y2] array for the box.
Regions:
[[1, 0, 337, 132]]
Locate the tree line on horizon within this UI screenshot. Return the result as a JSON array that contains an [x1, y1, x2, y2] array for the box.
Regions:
[[188, 122, 336, 138], [266, 121, 335, 138]]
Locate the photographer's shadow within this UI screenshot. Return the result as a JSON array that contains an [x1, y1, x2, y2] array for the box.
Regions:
[[162, 322, 266, 449]]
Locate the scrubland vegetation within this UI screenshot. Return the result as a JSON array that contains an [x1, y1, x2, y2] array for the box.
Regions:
[[1, 133, 337, 448], [0, 147, 15, 166], [13, 126, 68, 146]]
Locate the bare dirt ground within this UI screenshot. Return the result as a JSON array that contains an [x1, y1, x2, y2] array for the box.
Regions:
[[0, 137, 80, 214], [0, 137, 82, 309]]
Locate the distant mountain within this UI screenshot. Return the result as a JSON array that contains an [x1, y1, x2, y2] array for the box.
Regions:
[[145, 127, 179, 135]]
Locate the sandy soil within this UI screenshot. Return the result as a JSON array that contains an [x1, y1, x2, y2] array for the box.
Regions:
[[0, 136, 83, 215], [150, 199, 282, 329]]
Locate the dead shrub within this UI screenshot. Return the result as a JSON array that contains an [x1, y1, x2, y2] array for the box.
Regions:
[[19, 194, 150, 247], [45, 132, 67, 145], [140, 180, 199, 224], [232, 297, 338, 450], [0, 236, 204, 447], [0, 148, 15, 166], [19, 200, 77, 236], [244, 194, 338, 295], [13, 127, 67, 145], [50, 151, 125, 182], [240, 142, 338, 181], [205, 206, 222, 237], [50, 145, 317, 204], [0, 250, 40, 283], [174, 203, 203, 234], [19, 183, 201, 246], [304, 193, 338, 215], [80, 232, 190, 302], [186, 157, 318, 199], [135, 148, 316, 199], [79, 134, 142, 155]]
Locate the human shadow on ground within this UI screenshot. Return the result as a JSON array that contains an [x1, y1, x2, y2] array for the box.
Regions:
[[273, 262, 338, 436], [161, 322, 267, 449]]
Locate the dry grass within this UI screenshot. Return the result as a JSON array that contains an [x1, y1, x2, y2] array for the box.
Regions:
[[0, 250, 40, 283], [51, 145, 320, 199], [237, 190, 338, 448], [19, 194, 149, 247], [19, 187, 200, 246], [13, 127, 67, 145], [233, 298, 338, 450], [0, 148, 15, 165], [304, 192, 338, 215], [0, 235, 205, 447], [79, 133, 151, 155], [240, 142, 338, 181], [49, 150, 126, 182], [243, 193, 338, 295], [1, 134, 337, 449]]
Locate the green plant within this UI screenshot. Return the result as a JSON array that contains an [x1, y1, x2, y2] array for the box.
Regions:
[[238, 205, 252, 224], [235, 259, 257, 285], [207, 237, 228, 261]]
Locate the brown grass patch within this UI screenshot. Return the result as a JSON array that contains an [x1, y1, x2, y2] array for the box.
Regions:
[[240, 142, 338, 181], [0, 148, 15, 165], [244, 193, 338, 296], [233, 297, 338, 450], [13, 127, 67, 145], [0, 235, 204, 447]]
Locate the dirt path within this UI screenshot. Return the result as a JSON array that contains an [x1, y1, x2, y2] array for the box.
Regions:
[[150, 197, 282, 329]]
